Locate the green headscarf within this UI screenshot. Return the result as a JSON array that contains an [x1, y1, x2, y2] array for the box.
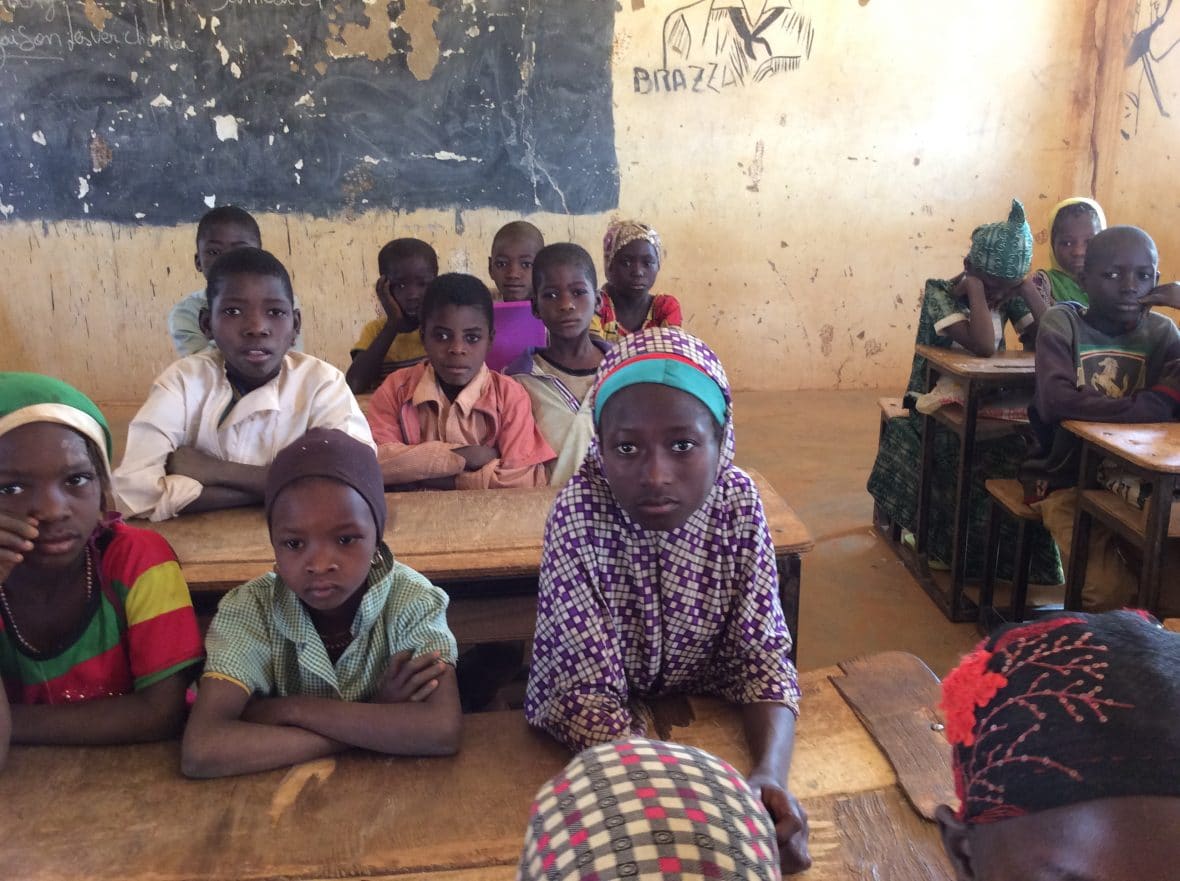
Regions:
[[968, 199, 1034, 281], [0, 373, 113, 479]]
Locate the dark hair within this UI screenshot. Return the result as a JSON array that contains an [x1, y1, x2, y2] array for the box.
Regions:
[[196, 206, 261, 246], [1051, 202, 1100, 241], [1083, 225, 1158, 273], [419, 273, 493, 330], [532, 242, 597, 295], [206, 247, 295, 305], [492, 220, 544, 253], [377, 238, 439, 278]]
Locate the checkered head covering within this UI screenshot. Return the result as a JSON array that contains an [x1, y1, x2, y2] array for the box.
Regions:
[[603, 219, 664, 271], [967, 199, 1034, 281], [518, 738, 780, 880], [940, 610, 1180, 825]]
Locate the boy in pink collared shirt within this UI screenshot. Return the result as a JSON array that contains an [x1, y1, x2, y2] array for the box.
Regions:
[[367, 274, 555, 490]]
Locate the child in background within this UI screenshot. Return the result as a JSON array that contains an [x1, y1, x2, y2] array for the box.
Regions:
[[937, 611, 1180, 879], [0, 373, 203, 746], [486, 221, 548, 371], [1022, 226, 1180, 610], [367, 273, 554, 490], [505, 243, 609, 485], [116, 248, 372, 521], [525, 328, 809, 873], [867, 199, 1060, 582], [1029, 197, 1106, 306], [596, 219, 682, 341], [346, 238, 436, 394], [181, 429, 459, 778]]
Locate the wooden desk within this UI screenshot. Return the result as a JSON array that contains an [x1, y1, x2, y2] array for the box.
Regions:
[[145, 470, 814, 654], [0, 653, 953, 881], [1063, 421, 1180, 613], [912, 345, 1036, 621]]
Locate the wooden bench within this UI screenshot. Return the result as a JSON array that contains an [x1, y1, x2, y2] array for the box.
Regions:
[[0, 653, 955, 881], [978, 478, 1050, 632]]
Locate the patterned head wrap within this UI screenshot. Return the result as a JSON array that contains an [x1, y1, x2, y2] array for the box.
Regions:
[[265, 428, 387, 536], [518, 738, 780, 881], [603, 219, 664, 271], [967, 199, 1034, 281], [0, 372, 113, 481], [1048, 197, 1107, 273], [940, 610, 1180, 825]]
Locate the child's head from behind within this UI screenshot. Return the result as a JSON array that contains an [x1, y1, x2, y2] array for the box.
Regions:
[[266, 429, 386, 612], [0, 373, 113, 574], [532, 243, 600, 343], [195, 206, 261, 278], [202, 248, 300, 391], [1050, 198, 1106, 279], [489, 221, 544, 302], [419, 274, 494, 391], [603, 219, 662, 301], [963, 199, 1034, 299], [592, 328, 729, 532], [936, 610, 1180, 880], [378, 238, 438, 320], [1080, 225, 1159, 334]]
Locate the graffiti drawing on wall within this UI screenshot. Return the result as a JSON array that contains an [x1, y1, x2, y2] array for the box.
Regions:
[[1124, 0, 1180, 136], [635, 0, 814, 94]]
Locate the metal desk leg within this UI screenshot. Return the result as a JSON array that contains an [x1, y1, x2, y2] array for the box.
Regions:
[[776, 552, 801, 665], [1141, 473, 1176, 613], [1064, 443, 1099, 610], [948, 379, 981, 618]]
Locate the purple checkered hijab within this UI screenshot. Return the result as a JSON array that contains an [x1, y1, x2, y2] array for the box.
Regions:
[[526, 328, 799, 751]]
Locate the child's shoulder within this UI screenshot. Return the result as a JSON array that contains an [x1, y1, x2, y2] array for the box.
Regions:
[[382, 559, 449, 611], [485, 366, 536, 406], [98, 519, 180, 577]]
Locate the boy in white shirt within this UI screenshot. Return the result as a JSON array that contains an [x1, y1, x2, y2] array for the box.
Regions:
[[117, 248, 373, 521]]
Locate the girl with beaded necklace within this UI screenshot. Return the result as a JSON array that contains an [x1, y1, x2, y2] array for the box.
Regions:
[[0, 373, 204, 749]]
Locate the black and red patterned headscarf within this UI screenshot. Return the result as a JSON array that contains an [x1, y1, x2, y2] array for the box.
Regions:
[[941, 610, 1180, 825]]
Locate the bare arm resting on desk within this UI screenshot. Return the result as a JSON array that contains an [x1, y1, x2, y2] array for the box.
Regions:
[[13, 673, 191, 745], [742, 702, 812, 875]]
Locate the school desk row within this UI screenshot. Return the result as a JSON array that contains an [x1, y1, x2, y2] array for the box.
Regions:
[[902, 346, 1180, 622], [0, 651, 957, 881]]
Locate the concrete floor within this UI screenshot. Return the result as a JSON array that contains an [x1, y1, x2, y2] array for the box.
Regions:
[[731, 389, 979, 678]]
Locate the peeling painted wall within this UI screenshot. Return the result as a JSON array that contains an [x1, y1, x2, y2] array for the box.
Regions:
[[0, 1, 1137, 399]]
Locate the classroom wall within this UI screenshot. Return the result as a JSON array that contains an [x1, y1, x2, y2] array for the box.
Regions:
[[0, 1, 1130, 399]]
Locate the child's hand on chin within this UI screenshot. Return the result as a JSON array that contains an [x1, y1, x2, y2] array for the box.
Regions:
[[1140, 281, 1180, 310], [0, 512, 37, 583]]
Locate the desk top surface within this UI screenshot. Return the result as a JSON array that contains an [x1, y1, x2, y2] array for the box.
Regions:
[[0, 652, 953, 881], [916, 345, 1036, 380], [143, 468, 813, 590], [1064, 420, 1180, 473]]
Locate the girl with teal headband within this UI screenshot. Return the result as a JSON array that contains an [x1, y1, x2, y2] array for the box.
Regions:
[[526, 327, 811, 875], [0, 373, 204, 752]]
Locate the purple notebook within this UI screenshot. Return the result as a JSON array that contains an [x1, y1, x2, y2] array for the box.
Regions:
[[486, 300, 548, 371]]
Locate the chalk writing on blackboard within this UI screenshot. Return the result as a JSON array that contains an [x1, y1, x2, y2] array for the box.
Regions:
[[0, 0, 618, 223]]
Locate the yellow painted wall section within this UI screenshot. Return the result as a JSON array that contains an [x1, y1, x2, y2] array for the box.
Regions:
[[0, 2, 1109, 400]]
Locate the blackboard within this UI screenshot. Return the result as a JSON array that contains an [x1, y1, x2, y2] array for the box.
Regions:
[[0, 0, 618, 223]]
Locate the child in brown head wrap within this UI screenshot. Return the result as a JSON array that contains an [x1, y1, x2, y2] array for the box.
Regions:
[[937, 610, 1180, 879]]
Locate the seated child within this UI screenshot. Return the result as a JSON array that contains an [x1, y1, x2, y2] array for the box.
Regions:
[[520, 738, 794, 879], [1022, 226, 1180, 610], [347, 238, 437, 393], [1029, 197, 1106, 306], [485, 221, 549, 372], [115, 248, 373, 521], [367, 273, 555, 490], [524, 327, 808, 871], [596, 219, 682, 341], [937, 610, 1180, 879], [167, 206, 305, 358], [181, 429, 459, 778], [867, 199, 1060, 582], [0, 373, 203, 747], [505, 243, 610, 485]]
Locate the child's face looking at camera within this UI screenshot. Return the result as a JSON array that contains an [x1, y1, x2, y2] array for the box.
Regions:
[[1052, 211, 1102, 279], [422, 304, 492, 390], [533, 263, 599, 342], [201, 273, 300, 391], [598, 384, 721, 531], [386, 255, 436, 321], [195, 222, 260, 278], [607, 240, 660, 301], [270, 477, 378, 612]]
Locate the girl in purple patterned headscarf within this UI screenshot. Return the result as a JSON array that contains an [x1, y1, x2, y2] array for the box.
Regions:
[[525, 327, 810, 874]]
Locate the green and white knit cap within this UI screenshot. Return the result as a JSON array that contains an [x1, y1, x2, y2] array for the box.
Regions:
[[968, 199, 1033, 281]]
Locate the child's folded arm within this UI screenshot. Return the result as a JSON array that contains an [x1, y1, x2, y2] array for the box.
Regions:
[[376, 441, 466, 486], [114, 382, 204, 520], [454, 380, 555, 489], [455, 459, 549, 490], [13, 673, 191, 745], [181, 677, 345, 778]]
